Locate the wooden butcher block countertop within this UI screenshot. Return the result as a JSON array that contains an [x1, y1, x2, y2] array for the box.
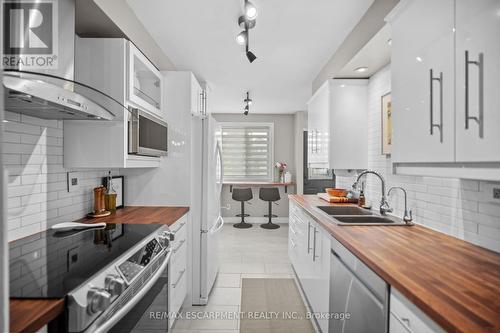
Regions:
[[10, 206, 189, 333], [290, 195, 500, 333], [79, 205, 189, 225]]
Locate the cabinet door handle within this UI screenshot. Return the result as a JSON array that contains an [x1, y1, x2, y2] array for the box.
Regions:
[[465, 50, 484, 138], [314, 130, 318, 153], [312, 228, 319, 262], [307, 222, 312, 253], [429, 69, 443, 143], [171, 269, 186, 288], [401, 317, 411, 328], [173, 239, 186, 253]]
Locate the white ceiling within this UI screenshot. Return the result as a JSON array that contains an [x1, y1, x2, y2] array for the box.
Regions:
[[127, 0, 374, 114], [337, 24, 391, 79]]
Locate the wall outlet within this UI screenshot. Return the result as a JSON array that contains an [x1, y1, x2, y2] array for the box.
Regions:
[[493, 188, 500, 200], [67, 247, 79, 271], [67, 171, 80, 192]]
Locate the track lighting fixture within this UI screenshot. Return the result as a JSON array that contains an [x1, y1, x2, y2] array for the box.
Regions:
[[243, 92, 252, 115], [246, 50, 257, 63], [244, 0, 258, 20], [236, 30, 248, 45], [236, 1, 258, 63]]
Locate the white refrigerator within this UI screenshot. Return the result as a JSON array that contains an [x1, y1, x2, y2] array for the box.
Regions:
[[191, 115, 224, 305]]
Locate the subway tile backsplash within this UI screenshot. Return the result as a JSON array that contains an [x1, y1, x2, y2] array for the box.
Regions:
[[4, 111, 117, 242], [335, 65, 500, 253]]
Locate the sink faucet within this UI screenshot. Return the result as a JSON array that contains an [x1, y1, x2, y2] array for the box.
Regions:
[[388, 187, 414, 225], [352, 170, 393, 216]]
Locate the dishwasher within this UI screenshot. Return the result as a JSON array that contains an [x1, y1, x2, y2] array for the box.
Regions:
[[329, 238, 389, 333]]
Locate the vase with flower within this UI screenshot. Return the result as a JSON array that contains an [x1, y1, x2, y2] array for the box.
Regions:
[[275, 162, 287, 182]]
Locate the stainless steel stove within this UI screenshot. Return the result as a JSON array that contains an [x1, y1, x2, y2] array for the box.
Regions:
[[9, 223, 173, 333]]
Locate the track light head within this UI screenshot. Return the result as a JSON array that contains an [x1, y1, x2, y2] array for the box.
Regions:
[[244, 0, 258, 20], [246, 50, 257, 63], [236, 30, 247, 45], [243, 110, 249, 116]]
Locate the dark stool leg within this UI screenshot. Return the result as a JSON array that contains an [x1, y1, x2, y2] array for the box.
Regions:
[[234, 201, 252, 229], [260, 201, 280, 229]]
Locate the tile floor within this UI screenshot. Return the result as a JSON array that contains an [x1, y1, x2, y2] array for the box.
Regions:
[[171, 223, 295, 333]]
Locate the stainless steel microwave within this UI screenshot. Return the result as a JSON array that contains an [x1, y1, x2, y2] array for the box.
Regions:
[[128, 107, 168, 156]]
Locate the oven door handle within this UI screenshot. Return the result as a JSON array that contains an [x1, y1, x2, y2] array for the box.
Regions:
[[88, 250, 171, 333]]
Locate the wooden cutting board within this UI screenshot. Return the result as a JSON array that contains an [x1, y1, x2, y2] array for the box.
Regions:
[[317, 193, 358, 203]]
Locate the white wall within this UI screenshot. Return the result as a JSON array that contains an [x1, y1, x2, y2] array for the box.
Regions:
[[3, 112, 118, 242], [335, 65, 500, 253], [212, 113, 297, 220], [294, 111, 306, 195]]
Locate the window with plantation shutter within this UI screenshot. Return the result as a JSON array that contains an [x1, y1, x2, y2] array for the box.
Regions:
[[221, 123, 274, 181]]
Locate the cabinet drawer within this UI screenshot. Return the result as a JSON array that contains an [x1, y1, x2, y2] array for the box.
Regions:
[[390, 289, 444, 333], [170, 215, 188, 236], [169, 263, 187, 328], [171, 237, 187, 270]]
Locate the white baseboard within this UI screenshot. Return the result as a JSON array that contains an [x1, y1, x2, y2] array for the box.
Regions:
[[223, 217, 289, 224]]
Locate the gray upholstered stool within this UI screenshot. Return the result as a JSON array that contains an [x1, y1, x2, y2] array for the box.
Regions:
[[259, 187, 280, 229], [232, 188, 253, 229]]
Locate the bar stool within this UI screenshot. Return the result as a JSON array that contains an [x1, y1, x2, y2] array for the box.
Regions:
[[232, 188, 253, 229], [259, 187, 280, 229]]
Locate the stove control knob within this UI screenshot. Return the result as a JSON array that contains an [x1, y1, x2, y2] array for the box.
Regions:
[[105, 275, 126, 296], [87, 288, 111, 314]]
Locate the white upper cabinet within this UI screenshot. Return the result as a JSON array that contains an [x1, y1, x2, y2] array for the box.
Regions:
[[66, 38, 161, 169], [164, 71, 207, 119], [307, 79, 368, 170], [329, 80, 368, 170], [388, 0, 500, 179], [190, 74, 207, 117], [455, 0, 500, 162], [127, 43, 163, 119], [307, 83, 330, 169], [390, 0, 455, 163]]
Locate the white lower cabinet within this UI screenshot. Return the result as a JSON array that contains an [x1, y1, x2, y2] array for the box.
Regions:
[[168, 214, 188, 329], [289, 202, 330, 332], [390, 288, 444, 333]]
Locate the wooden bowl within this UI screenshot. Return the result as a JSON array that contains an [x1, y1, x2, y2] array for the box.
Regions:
[[326, 188, 348, 197]]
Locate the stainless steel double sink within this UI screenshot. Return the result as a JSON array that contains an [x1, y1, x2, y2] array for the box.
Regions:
[[315, 206, 408, 226]]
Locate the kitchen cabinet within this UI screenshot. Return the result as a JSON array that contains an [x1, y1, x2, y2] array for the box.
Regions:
[[307, 79, 368, 171], [168, 214, 188, 329], [128, 42, 163, 119], [307, 83, 330, 169], [190, 75, 208, 117], [289, 202, 330, 333], [329, 80, 368, 170], [390, 0, 455, 163], [455, 0, 500, 162], [388, 0, 500, 179], [65, 38, 161, 168], [390, 288, 444, 333], [164, 71, 208, 118]]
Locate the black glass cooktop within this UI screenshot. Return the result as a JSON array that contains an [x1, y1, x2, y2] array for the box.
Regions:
[[9, 224, 162, 299]]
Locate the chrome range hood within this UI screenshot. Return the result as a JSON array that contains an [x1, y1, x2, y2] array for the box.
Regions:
[[2, 0, 118, 120]]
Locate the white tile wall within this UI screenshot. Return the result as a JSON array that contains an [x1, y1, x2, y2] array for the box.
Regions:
[[4, 111, 118, 242], [335, 65, 500, 253]]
